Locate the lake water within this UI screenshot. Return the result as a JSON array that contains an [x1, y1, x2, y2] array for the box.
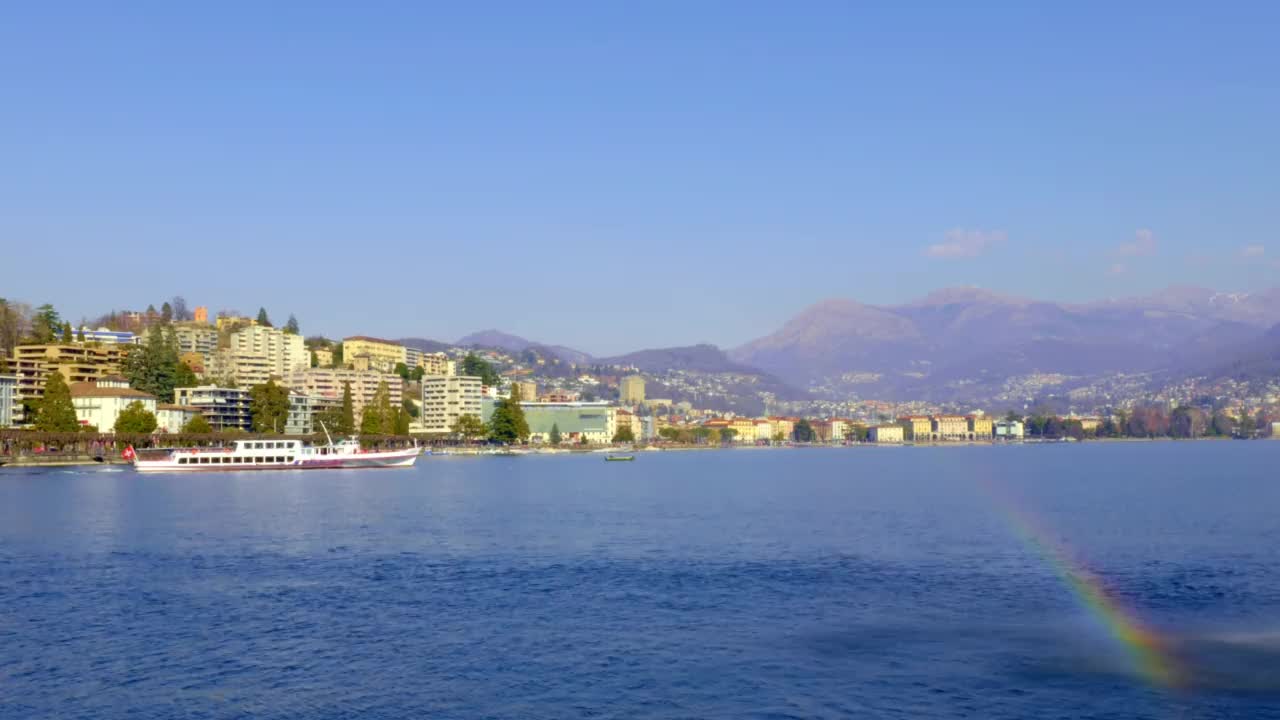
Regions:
[[2, 443, 1279, 719]]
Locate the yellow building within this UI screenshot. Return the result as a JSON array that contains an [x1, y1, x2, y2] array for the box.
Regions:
[[312, 348, 334, 367], [341, 336, 407, 373], [512, 380, 537, 402], [725, 417, 755, 442], [933, 415, 971, 441], [768, 416, 796, 441], [619, 375, 645, 405], [899, 416, 933, 441], [9, 344, 127, 424], [968, 415, 994, 438]]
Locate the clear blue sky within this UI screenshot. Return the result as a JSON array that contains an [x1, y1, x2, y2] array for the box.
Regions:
[[2, 2, 1276, 355]]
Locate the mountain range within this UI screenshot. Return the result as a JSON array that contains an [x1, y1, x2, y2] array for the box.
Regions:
[[400, 285, 1279, 404], [730, 285, 1280, 400]]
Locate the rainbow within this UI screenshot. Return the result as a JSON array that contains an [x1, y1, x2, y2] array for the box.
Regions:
[[981, 480, 1186, 689]]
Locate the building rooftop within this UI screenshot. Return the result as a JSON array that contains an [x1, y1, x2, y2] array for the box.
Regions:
[[343, 336, 402, 345], [69, 382, 156, 400]]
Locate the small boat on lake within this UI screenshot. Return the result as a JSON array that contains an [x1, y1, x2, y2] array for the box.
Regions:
[[604, 454, 635, 462]]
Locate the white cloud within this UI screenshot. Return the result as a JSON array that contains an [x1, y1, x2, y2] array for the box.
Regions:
[[1240, 244, 1266, 258], [925, 228, 1007, 259], [1115, 228, 1157, 257]]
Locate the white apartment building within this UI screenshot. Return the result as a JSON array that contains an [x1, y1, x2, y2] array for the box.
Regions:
[[174, 386, 252, 431], [0, 374, 17, 428], [230, 325, 308, 376], [69, 377, 157, 432], [207, 351, 274, 388], [284, 368, 401, 424], [155, 404, 199, 433], [421, 375, 483, 433]]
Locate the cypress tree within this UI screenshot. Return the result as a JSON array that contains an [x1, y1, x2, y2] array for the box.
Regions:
[[340, 381, 355, 434], [36, 371, 80, 432]]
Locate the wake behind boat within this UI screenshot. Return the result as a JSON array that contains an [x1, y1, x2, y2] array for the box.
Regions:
[[132, 435, 418, 473]]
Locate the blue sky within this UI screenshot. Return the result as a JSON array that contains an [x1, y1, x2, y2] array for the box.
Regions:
[[2, 2, 1276, 355]]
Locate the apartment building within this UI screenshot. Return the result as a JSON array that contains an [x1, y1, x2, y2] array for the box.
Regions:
[[619, 375, 645, 405], [284, 368, 401, 424], [172, 322, 218, 361], [9, 344, 126, 424], [898, 416, 933, 441], [968, 414, 994, 438], [512, 380, 537, 401], [0, 374, 16, 428], [870, 425, 905, 443], [421, 375, 483, 434], [342, 336, 406, 373], [174, 386, 252, 432], [69, 377, 156, 432], [933, 415, 971, 441], [229, 325, 307, 376], [155, 404, 199, 433]]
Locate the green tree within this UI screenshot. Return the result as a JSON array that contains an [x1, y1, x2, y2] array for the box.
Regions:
[[410, 366, 425, 382], [76, 326, 85, 343], [123, 325, 183, 402], [461, 353, 500, 387], [488, 386, 529, 444], [160, 302, 173, 323], [249, 379, 291, 433], [720, 427, 738, 444], [451, 414, 487, 442], [360, 380, 395, 434], [792, 419, 815, 443], [613, 425, 635, 443], [35, 371, 80, 432], [114, 400, 158, 434], [284, 314, 300, 335], [393, 406, 411, 435], [256, 307, 272, 327], [61, 321, 73, 344], [402, 396, 420, 418], [332, 342, 344, 368], [32, 304, 61, 343], [182, 413, 213, 434], [340, 381, 355, 433], [394, 362, 410, 380], [174, 361, 197, 390], [310, 350, 319, 368], [549, 422, 562, 445]]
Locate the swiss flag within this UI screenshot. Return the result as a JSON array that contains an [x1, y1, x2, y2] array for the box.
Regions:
[[121, 446, 136, 462]]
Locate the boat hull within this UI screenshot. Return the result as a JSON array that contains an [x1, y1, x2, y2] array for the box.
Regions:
[[133, 448, 419, 473]]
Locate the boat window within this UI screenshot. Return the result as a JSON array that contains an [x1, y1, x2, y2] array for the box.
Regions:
[[178, 458, 188, 465], [199, 457, 208, 464]]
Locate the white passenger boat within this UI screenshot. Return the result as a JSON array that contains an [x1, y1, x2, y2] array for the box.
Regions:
[[131, 435, 419, 473]]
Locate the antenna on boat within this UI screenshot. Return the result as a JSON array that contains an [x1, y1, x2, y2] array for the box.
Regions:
[[319, 419, 335, 448]]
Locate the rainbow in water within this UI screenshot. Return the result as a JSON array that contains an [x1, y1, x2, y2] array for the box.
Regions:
[[981, 480, 1186, 689]]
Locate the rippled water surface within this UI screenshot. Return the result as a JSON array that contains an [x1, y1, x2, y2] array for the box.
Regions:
[[3, 443, 1280, 719]]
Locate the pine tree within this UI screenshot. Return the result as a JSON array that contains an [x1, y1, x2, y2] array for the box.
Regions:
[[35, 371, 80, 432], [76, 326, 85, 343], [284, 314, 300, 335], [394, 406, 411, 435], [161, 302, 173, 323], [549, 423, 562, 445], [32, 304, 61, 343], [249, 380, 291, 433], [123, 325, 182, 403], [488, 386, 529, 444], [340, 381, 355, 434], [61, 321, 73, 344], [256, 307, 272, 327], [114, 400, 158, 434]]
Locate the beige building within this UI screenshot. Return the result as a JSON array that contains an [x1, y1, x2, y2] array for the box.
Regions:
[[512, 380, 537, 402], [9, 344, 127, 424], [155, 403, 199, 433], [421, 375, 483, 434], [229, 324, 308, 377], [69, 377, 156, 432], [753, 419, 773, 443], [342, 337, 407, 373], [870, 425, 905, 443], [0, 374, 16, 428], [312, 347, 334, 367], [768, 416, 796, 441], [614, 408, 643, 440], [172, 322, 218, 362], [207, 351, 273, 388], [284, 368, 402, 425], [619, 375, 645, 405], [933, 415, 971, 441]]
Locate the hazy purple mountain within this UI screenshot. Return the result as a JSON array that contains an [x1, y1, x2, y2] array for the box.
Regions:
[[597, 344, 807, 403], [730, 285, 1280, 398], [456, 329, 593, 365]]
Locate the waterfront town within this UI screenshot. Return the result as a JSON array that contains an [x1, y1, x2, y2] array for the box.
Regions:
[[0, 297, 1277, 455]]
